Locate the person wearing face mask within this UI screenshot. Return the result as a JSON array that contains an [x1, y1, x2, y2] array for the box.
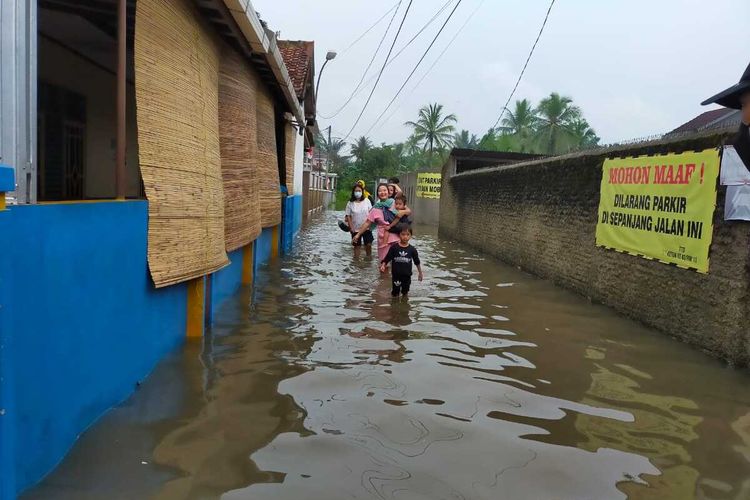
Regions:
[[344, 183, 374, 256]]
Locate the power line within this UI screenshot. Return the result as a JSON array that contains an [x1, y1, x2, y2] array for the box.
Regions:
[[490, 0, 556, 131], [318, 2, 403, 121], [371, 0, 485, 134], [339, 1, 400, 56], [362, 0, 464, 137], [341, 0, 414, 143], [319, 0, 454, 120]]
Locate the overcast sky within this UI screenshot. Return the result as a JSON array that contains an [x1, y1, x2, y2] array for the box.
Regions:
[[253, 0, 749, 148]]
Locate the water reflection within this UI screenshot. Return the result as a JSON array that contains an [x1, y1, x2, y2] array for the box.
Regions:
[[26, 213, 750, 500]]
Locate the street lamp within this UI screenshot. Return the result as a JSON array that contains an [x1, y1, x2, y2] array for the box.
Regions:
[[315, 50, 337, 103]]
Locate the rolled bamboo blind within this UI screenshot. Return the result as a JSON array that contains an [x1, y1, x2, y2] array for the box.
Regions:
[[285, 124, 297, 196], [256, 84, 281, 227], [219, 46, 262, 251], [134, 0, 229, 287]]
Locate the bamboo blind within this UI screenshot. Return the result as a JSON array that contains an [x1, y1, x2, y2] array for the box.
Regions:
[[219, 46, 262, 251], [135, 0, 228, 287], [256, 84, 281, 227], [284, 123, 297, 196]]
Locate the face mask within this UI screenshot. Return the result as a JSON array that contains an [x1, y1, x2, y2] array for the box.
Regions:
[[354, 191, 363, 199]]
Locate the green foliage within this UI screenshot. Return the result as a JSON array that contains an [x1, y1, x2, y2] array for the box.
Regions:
[[329, 94, 599, 201]]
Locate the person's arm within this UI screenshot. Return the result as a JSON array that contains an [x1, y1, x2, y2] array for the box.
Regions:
[[379, 245, 396, 272], [344, 202, 352, 229], [352, 219, 370, 242], [413, 248, 423, 281], [386, 212, 404, 230]]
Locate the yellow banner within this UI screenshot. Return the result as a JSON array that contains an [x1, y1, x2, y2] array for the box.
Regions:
[[416, 172, 441, 199], [595, 149, 719, 273]]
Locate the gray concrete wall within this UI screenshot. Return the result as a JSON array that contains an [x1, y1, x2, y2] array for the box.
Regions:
[[439, 131, 750, 366], [400, 170, 441, 226]]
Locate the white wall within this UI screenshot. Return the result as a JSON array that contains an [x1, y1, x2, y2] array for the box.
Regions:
[[38, 37, 140, 199], [293, 125, 304, 195]]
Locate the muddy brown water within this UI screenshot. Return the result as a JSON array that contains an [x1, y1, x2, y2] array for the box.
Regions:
[[26, 213, 750, 500]]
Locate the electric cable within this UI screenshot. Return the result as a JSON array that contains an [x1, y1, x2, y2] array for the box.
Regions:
[[361, 0, 464, 137], [339, 1, 400, 56], [341, 0, 415, 143], [319, 0, 455, 120]]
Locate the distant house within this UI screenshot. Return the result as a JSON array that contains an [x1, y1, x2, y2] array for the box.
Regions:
[[667, 108, 742, 136]]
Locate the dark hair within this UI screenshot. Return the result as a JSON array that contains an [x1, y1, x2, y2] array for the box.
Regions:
[[350, 183, 365, 202], [376, 183, 390, 199], [394, 193, 407, 204], [396, 223, 413, 235], [388, 177, 400, 185]]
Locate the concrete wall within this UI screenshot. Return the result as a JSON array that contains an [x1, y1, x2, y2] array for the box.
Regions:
[[400, 171, 441, 226], [39, 37, 141, 198], [440, 131, 750, 366], [0, 201, 187, 497]]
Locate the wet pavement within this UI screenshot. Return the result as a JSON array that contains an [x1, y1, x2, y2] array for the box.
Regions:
[[26, 213, 750, 499]]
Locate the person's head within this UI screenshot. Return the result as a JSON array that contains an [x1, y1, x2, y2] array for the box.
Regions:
[[398, 224, 413, 244], [356, 179, 366, 191], [394, 193, 407, 210], [350, 183, 364, 202], [376, 183, 389, 200], [388, 177, 400, 186], [387, 184, 396, 198], [742, 91, 750, 125]]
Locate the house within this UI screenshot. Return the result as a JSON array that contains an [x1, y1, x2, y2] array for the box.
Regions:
[[0, 1, 314, 497], [667, 108, 742, 136]]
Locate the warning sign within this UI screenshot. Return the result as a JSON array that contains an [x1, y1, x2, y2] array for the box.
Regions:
[[595, 149, 720, 273], [416, 173, 441, 199]]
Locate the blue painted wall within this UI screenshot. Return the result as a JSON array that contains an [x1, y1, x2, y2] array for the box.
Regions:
[[0, 201, 186, 498], [255, 227, 275, 269], [209, 247, 244, 312], [281, 195, 303, 254]]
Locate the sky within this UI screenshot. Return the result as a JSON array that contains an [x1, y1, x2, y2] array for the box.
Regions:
[[253, 0, 749, 147]]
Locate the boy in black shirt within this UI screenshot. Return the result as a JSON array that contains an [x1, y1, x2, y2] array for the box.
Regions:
[[380, 224, 423, 297]]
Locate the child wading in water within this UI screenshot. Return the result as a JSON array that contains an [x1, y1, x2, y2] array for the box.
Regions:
[[380, 225, 423, 297]]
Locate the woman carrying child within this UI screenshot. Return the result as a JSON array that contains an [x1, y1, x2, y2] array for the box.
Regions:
[[352, 184, 412, 265]]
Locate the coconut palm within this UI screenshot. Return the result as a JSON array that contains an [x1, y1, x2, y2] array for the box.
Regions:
[[404, 103, 457, 164], [453, 129, 479, 149], [350, 136, 372, 165], [568, 118, 600, 150], [500, 99, 538, 152], [316, 133, 348, 172], [536, 93, 582, 154]]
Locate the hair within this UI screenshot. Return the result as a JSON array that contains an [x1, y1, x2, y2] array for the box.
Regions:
[[396, 223, 413, 235], [350, 183, 365, 202], [388, 177, 400, 185], [376, 183, 389, 199], [394, 193, 407, 205]]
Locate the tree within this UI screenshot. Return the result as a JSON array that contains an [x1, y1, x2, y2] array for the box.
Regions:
[[404, 103, 457, 165], [535, 93, 581, 154], [350, 136, 372, 165], [453, 129, 479, 149], [500, 99, 538, 152], [568, 118, 600, 150], [316, 132, 348, 172]]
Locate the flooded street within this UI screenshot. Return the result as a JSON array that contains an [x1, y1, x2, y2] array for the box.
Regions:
[[28, 213, 750, 500]]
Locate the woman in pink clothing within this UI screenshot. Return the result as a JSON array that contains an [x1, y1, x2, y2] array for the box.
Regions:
[[352, 184, 411, 265]]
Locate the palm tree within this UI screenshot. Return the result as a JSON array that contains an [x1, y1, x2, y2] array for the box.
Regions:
[[350, 136, 372, 165], [453, 129, 479, 149], [316, 133, 348, 172], [404, 103, 457, 164], [536, 93, 582, 154], [568, 118, 600, 150], [500, 99, 538, 152]]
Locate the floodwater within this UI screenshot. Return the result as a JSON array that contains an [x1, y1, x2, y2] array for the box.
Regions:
[[27, 213, 750, 500]]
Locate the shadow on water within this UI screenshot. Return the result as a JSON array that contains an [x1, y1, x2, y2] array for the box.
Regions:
[[26, 213, 750, 500]]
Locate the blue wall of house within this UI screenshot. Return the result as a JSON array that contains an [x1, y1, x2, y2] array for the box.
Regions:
[[281, 194, 303, 254], [255, 227, 275, 267], [0, 201, 187, 497], [209, 247, 244, 317]]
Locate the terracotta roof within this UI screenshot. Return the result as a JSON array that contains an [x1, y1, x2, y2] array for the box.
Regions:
[[670, 108, 739, 134], [278, 40, 313, 101]]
